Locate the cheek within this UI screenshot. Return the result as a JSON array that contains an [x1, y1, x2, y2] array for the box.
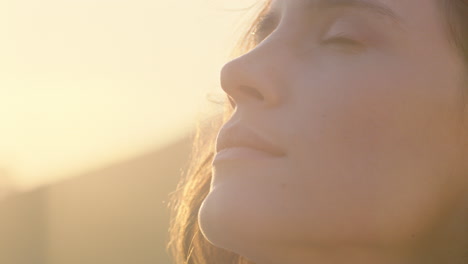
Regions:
[[282, 55, 464, 242], [288, 52, 461, 178]]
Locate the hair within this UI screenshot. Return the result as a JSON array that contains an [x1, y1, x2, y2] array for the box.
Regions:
[[166, 1, 468, 263], [441, 0, 468, 63]]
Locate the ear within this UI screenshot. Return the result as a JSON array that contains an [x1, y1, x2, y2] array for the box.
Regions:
[[463, 102, 468, 146], [462, 102, 468, 186]]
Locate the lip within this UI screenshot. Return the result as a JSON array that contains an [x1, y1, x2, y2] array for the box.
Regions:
[[213, 146, 283, 164], [213, 122, 285, 165]]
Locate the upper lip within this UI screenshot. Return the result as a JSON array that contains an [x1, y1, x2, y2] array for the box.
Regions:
[[215, 123, 285, 157]]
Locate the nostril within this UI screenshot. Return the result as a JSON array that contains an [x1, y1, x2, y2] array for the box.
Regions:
[[239, 85, 264, 101]]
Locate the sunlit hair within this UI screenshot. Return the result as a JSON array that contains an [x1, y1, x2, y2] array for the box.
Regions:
[[166, 1, 468, 263]]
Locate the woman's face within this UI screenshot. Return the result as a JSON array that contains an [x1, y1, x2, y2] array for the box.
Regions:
[[199, 0, 468, 263]]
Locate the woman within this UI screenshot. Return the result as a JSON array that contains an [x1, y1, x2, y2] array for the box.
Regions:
[[167, 0, 468, 263]]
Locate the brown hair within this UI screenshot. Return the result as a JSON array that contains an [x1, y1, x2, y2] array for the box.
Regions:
[[166, 1, 468, 263], [440, 0, 468, 62]]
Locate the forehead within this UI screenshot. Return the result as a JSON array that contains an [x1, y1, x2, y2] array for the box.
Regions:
[[262, 0, 456, 58], [269, 0, 399, 19], [269, 0, 435, 16], [267, 0, 456, 63], [268, 0, 445, 31], [268, 0, 404, 29]]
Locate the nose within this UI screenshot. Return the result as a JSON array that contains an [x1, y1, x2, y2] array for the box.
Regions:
[[220, 38, 289, 110]]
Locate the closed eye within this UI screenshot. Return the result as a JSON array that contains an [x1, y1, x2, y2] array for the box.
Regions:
[[320, 34, 366, 54], [321, 36, 361, 46]]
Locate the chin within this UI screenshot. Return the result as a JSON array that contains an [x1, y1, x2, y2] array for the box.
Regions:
[[198, 188, 272, 251]]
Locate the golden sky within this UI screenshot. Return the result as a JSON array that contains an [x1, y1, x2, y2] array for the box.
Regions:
[[0, 0, 259, 191]]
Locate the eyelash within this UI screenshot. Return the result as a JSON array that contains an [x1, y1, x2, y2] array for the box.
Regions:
[[253, 31, 363, 51], [322, 36, 359, 46], [252, 30, 272, 45], [321, 33, 362, 47], [320, 33, 367, 55]]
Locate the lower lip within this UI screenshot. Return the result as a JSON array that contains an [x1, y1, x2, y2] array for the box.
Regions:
[[213, 147, 283, 164]]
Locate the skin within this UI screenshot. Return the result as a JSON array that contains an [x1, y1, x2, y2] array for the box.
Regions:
[[198, 0, 468, 263]]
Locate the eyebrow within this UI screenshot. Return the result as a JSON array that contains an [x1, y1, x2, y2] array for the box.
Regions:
[[314, 0, 401, 22], [255, 0, 403, 39]]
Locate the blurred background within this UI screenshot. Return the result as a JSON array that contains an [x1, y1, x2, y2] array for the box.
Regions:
[[0, 0, 258, 263]]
